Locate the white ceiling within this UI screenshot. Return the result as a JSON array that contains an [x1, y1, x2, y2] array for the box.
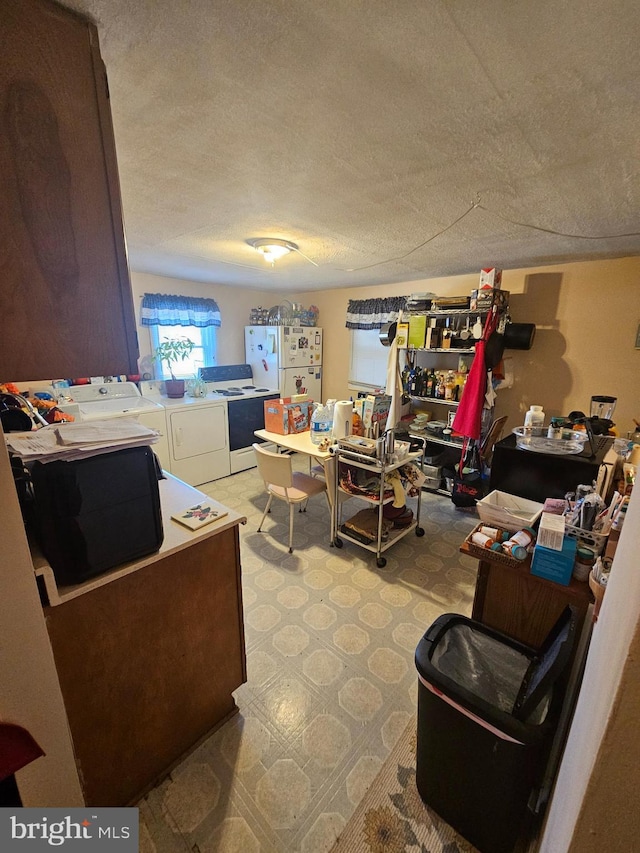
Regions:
[[64, 0, 640, 292]]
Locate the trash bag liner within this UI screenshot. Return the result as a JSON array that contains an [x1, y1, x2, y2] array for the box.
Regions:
[[430, 624, 549, 723]]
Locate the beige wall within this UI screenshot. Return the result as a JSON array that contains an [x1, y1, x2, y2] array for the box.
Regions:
[[130, 271, 283, 374], [304, 257, 640, 439], [133, 259, 639, 441]]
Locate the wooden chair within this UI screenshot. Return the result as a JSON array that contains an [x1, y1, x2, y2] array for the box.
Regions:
[[252, 443, 327, 553], [480, 415, 508, 468]]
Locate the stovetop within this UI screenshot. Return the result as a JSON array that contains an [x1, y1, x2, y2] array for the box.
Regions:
[[199, 365, 278, 399]]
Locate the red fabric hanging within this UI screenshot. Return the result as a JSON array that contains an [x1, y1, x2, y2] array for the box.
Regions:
[[452, 310, 499, 440], [0, 723, 44, 781]]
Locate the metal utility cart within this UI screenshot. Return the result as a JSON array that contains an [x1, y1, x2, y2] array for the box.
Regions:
[[331, 439, 425, 567]]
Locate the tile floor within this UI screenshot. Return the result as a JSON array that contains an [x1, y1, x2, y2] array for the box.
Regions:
[[138, 456, 479, 852]]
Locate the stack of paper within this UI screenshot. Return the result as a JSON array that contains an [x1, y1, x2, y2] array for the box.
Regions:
[[5, 418, 159, 463]]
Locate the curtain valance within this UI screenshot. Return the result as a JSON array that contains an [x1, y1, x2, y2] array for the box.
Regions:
[[345, 296, 408, 329], [141, 293, 221, 327]]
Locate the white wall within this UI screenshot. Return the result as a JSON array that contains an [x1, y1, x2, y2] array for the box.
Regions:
[[540, 486, 640, 851]]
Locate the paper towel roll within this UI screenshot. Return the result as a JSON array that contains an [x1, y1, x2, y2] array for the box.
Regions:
[[332, 401, 353, 439]]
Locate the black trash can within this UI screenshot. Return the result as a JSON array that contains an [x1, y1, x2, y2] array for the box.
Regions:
[[414, 606, 577, 853]]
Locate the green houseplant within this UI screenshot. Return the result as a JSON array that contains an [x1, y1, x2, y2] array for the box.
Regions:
[[153, 336, 196, 398]]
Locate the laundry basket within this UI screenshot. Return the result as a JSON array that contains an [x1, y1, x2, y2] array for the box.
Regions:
[[414, 606, 577, 853]]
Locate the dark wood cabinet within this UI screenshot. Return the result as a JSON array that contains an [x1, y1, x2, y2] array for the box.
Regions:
[[45, 526, 247, 806], [1, 0, 138, 382], [461, 541, 593, 649]]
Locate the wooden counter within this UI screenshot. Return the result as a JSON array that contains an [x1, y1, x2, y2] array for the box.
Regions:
[[37, 474, 247, 806], [461, 540, 593, 649]]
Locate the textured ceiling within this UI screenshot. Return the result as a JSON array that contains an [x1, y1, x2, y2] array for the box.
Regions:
[[63, 0, 640, 292]]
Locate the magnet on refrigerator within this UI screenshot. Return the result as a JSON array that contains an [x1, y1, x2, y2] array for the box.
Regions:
[[245, 326, 323, 401]]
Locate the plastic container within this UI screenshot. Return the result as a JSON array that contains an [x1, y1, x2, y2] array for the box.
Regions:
[[479, 524, 510, 543], [310, 403, 332, 445], [573, 546, 595, 582], [476, 490, 544, 533], [524, 405, 545, 436], [502, 541, 529, 561], [471, 531, 503, 552], [547, 418, 563, 440], [507, 527, 537, 548]]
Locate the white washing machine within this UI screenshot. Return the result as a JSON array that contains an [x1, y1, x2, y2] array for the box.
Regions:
[[56, 382, 171, 471]]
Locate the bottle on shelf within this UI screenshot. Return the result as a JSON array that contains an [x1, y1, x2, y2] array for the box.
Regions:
[[414, 366, 424, 397], [436, 372, 446, 399], [444, 370, 456, 401], [401, 365, 410, 395], [425, 367, 436, 398], [409, 366, 418, 396]]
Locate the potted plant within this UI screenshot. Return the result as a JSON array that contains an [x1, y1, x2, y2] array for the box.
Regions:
[[153, 336, 196, 398]]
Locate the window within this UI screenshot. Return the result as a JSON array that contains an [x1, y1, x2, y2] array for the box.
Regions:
[[141, 292, 221, 379], [345, 296, 407, 392], [349, 328, 389, 391], [150, 325, 217, 379]]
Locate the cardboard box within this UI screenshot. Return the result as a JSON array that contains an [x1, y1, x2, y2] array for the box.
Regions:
[[470, 288, 510, 311], [264, 399, 313, 435], [479, 267, 502, 290], [537, 512, 566, 551], [362, 394, 391, 431], [395, 322, 409, 348], [408, 315, 427, 348], [531, 536, 577, 586]]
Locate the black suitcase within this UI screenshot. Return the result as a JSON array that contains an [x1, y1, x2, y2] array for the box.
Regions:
[[31, 445, 164, 586]]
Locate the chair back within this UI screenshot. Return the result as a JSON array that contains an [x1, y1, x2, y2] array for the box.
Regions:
[[253, 443, 294, 489], [480, 415, 508, 466]]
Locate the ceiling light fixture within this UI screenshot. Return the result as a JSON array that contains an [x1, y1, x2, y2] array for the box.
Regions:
[[247, 238, 298, 265]]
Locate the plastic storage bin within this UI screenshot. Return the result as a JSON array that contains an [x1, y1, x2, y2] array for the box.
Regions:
[[414, 606, 577, 853], [476, 489, 544, 533]]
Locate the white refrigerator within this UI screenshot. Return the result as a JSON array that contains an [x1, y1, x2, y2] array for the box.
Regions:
[[245, 326, 323, 400]]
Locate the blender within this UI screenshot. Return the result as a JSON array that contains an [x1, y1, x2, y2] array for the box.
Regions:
[[590, 396, 617, 420], [589, 396, 617, 436]]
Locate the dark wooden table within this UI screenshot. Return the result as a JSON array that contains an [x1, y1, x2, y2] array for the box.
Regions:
[[460, 540, 593, 649]]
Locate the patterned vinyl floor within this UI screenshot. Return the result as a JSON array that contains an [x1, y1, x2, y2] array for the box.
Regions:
[[138, 456, 479, 852]]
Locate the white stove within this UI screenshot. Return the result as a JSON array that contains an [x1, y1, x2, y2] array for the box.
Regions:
[[199, 364, 280, 400]]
